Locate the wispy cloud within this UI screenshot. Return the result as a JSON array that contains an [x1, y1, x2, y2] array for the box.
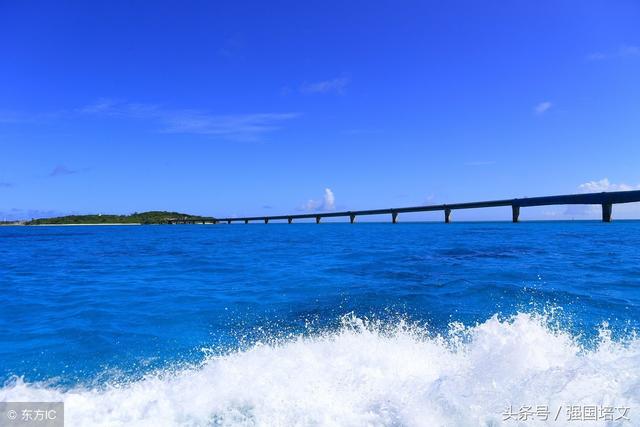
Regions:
[[587, 45, 640, 61], [78, 98, 125, 115], [2, 99, 299, 142], [80, 99, 299, 141], [620, 45, 640, 56], [162, 112, 299, 139], [49, 165, 80, 177], [301, 188, 336, 212], [0, 111, 28, 124], [0, 208, 67, 221], [218, 34, 244, 58], [341, 128, 382, 136], [300, 76, 350, 95], [464, 160, 496, 166], [534, 101, 553, 115], [578, 178, 640, 193], [0, 182, 12, 188], [0, 110, 63, 124], [586, 52, 607, 61]]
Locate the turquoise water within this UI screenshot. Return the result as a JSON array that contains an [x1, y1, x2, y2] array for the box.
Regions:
[[1, 222, 639, 425]]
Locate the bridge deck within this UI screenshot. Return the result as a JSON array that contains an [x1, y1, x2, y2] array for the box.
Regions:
[[168, 190, 640, 224]]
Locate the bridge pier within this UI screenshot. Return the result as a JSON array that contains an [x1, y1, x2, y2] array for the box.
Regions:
[[264, 218, 269, 224], [316, 216, 321, 224], [391, 211, 398, 224], [288, 217, 293, 224], [350, 214, 356, 224], [512, 205, 520, 223], [444, 208, 451, 223], [227, 220, 231, 224], [602, 203, 612, 222], [244, 219, 249, 224]]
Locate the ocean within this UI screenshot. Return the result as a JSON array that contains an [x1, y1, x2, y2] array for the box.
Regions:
[[1, 222, 639, 426]]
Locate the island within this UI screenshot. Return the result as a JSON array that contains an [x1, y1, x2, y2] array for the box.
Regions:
[[24, 211, 209, 225]]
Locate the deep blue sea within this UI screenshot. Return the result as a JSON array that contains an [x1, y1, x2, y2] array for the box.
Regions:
[[1, 222, 639, 426]]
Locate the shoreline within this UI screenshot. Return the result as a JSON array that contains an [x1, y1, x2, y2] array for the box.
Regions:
[[3, 223, 143, 227]]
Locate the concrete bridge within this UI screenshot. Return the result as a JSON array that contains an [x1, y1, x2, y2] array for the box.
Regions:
[[167, 190, 640, 225]]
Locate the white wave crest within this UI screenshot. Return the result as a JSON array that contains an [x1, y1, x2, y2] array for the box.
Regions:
[[2, 313, 639, 426]]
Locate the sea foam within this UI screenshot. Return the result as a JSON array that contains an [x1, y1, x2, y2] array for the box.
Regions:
[[2, 313, 639, 426]]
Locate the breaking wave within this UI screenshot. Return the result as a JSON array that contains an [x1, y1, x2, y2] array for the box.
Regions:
[[2, 313, 639, 426]]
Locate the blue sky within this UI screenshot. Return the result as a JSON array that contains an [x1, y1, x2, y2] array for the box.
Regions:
[[1, 1, 639, 221]]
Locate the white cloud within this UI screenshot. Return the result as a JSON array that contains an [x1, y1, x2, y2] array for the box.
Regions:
[[578, 178, 640, 193], [301, 188, 336, 212], [323, 188, 335, 210], [567, 178, 640, 219], [300, 77, 349, 94], [534, 101, 552, 115]]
